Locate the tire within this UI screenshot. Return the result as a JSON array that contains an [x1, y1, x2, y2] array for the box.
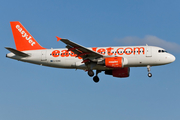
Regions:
[[148, 73, 152, 77], [88, 70, 94, 77], [93, 76, 99, 83]]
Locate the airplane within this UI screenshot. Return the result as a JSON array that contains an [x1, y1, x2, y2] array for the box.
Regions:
[[5, 21, 176, 83]]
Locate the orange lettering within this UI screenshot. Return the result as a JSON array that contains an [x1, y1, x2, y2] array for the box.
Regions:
[[106, 47, 114, 55], [92, 47, 97, 52], [52, 50, 60, 57], [97, 48, 106, 55], [134, 47, 145, 55], [116, 48, 124, 55], [124, 47, 133, 55], [61, 50, 69, 57]]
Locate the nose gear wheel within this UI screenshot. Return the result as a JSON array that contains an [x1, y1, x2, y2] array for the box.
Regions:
[[147, 65, 152, 77]]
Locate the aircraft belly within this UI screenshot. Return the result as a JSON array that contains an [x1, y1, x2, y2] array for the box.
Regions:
[[46, 57, 81, 68], [125, 56, 155, 67]]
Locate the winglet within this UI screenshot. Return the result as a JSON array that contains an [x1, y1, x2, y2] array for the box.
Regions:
[[56, 36, 62, 41]]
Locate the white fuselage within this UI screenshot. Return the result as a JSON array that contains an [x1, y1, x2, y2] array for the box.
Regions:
[[6, 45, 175, 71], [7, 21, 176, 82]]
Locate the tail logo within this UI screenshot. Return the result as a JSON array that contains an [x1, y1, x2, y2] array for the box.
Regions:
[[16, 25, 35, 46]]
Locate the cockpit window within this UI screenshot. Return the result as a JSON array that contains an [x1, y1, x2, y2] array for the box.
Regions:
[[158, 50, 167, 53]]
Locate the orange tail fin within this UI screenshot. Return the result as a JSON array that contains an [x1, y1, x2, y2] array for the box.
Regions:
[[10, 21, 46, 51]]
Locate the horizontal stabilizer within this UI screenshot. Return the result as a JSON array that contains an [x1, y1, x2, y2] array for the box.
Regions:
[[5, 47, 29, 57]]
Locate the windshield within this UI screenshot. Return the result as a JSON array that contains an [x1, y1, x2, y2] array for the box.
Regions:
[[158, 50, 167, 53]]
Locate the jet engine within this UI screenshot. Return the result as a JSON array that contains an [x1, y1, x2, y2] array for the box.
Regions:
[[105, 67, 130, 78], [97, 57, 128, 68]]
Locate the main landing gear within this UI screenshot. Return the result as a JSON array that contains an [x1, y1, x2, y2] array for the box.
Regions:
[[87, 70, 101, 83], [88, 70, 94, 77], [147, 65, 152, 77]]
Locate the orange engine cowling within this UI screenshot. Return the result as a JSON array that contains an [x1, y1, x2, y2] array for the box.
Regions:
[[105, 57, 124, 68], [105, 67, 130, 78]]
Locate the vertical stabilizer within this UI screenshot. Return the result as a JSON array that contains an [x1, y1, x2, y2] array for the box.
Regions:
[[10, 21, 46, 51]]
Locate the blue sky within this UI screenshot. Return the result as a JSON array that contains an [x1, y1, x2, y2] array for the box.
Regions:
[[1, 0, 180, 120]]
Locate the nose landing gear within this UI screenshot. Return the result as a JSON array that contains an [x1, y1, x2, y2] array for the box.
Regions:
[[147, 65, 152, 77]]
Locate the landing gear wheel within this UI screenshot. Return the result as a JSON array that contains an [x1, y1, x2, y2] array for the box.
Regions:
[[148, 73, 152, 77], [147, 65, 152, 78], [88, 70, 94, 77], [93, 76, 99, 83]]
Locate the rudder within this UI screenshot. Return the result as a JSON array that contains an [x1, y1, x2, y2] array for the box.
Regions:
[[10, 21, 46, 51]]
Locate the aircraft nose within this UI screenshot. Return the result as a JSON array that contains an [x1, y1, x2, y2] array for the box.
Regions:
[[168, 54, 176, 63]]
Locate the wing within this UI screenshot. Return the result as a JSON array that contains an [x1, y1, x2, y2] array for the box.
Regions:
[[56, 36, 103, 60]]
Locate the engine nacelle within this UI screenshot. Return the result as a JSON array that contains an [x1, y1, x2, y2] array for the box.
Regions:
[[105, 57, 124, 68], [105, 67, 130, 78]]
